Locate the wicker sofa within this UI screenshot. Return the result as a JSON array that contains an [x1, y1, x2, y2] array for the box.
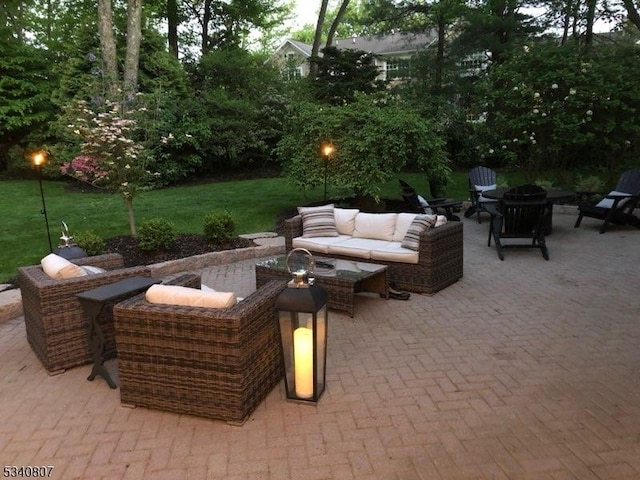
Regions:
[[113, 273, 286, 425], [284, 210, 464, 294], [18, 253, 151, 374]]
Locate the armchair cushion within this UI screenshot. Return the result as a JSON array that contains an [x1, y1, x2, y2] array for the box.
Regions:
[[145, 284, 236, 308], [298, 204, 339, 238], [475, 184, 498, 203], [41, 253, 86, 279]]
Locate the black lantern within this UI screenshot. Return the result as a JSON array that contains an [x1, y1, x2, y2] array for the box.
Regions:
[[276, 248, 328, 403]]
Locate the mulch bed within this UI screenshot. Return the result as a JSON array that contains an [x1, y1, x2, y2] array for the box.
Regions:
[[103, 234, 254, 268]]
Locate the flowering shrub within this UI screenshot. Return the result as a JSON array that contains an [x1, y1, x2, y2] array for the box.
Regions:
[[63, 97, 156, 235], [473, 41, 640, 182], [60, 155, 108, 184]]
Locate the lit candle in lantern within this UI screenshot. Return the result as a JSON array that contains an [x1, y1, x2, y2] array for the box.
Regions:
[[293, 327, 314, 398]]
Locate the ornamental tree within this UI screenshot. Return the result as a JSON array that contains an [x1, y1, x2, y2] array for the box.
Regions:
[[62, 98, 153, 236]]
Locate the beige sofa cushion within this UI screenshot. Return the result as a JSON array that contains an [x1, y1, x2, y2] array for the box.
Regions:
[[145, 284, 236, 308], [353, 213, 398, 241], [334, 208, 359, 235], [370, 243, 419, 264], [327, 237, 392, 259], [292, 235, 352, 254]]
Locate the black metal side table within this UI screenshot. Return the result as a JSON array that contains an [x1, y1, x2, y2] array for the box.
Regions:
[[77, 276, 159, 389]]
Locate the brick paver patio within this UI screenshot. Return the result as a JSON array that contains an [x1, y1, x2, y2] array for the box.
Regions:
[[1, 212, 639, 479]]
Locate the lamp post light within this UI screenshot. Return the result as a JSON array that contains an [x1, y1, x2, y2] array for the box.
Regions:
[[32, 151, 53, 253], [275, 249, 329, 404], [321, 143, 334, 202]]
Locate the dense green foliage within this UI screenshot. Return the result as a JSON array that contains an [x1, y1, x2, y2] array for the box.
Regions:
[[277, 93, 451, 199], [474, 40, 640, 183]]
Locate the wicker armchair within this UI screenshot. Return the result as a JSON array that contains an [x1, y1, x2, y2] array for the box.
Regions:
[[113, 275, 286, 425], [18, 254, 151, 374]]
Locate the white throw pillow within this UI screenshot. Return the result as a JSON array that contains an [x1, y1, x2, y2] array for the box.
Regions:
[[41, 253, 87, 279], [595, 190, 631, 209], [297, 204, 339, 238], [145, 284, 236, 308], [353, 213, 398, 241], [333, 208, 359, 235]]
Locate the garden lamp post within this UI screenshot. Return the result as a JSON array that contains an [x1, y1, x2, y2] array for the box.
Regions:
[[321, 143, 334, 202], [32, 151, 53, 253]]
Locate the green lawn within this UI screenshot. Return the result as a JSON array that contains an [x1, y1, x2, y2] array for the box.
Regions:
[[0, 170, 524, 283]]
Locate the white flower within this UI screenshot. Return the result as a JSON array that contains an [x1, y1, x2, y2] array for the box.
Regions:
[[533, 109, 539, 114], [586, 110, 593, 116], [541, 113, 547, 117], [502, 145, 507, 150], [551, 84, 558, 89], [531, 139, 537, 144], [125, 164, 131, 169], [488, 149, 494, 154], [625, 140, 631, 146], [185, 134, 192, 138], [121, 182, 128, 187], [534, 92, 540, 98], [513, 86, 519, 91], [513, 138, 518, 143], [569, 88, 577, 95]]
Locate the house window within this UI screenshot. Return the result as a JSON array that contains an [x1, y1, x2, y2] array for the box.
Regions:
[[283, 52, 302, 81], [385, 58, 411, 80]]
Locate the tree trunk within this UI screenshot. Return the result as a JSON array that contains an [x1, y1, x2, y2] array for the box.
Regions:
[[124, 196, 137, 237], [202, 0, 212, 55], [326, 0, 351, 48], [622, 0, 640, 31], [97, 0, 119, 97], [584, 0, 596, 47], [167, 0, 178, 58], [310, 0, 330, 77], [433, 14, 446, 94], [124, 0, 143, 99]]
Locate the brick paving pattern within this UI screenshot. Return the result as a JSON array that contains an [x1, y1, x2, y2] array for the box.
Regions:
[[1, 212, 639, 479]]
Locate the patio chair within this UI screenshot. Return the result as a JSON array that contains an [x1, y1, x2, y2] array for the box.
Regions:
[[465, 166, 498, 223], [113, 274, 287, 425], [18, 254, 151, 373], [574, 168, 640, 234], [399, 179, 461, 220], [486, 184, 550, 261]]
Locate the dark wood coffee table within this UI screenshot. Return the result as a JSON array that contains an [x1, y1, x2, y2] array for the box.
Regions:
[[255, 256, 388, 317]]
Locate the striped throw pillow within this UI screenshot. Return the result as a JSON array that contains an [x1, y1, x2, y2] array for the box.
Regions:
[[298, 204, 339, 238], [401, 214, 437, 251]]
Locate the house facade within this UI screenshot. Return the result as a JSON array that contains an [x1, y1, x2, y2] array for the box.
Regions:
[[272, 32, 438, 81]]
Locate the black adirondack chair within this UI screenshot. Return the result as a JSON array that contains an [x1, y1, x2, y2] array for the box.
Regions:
[[486, 184, 550, 261], [465, 166, 498, 223], [398, 179, 461, 220], [574, 168, 640, 234]]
